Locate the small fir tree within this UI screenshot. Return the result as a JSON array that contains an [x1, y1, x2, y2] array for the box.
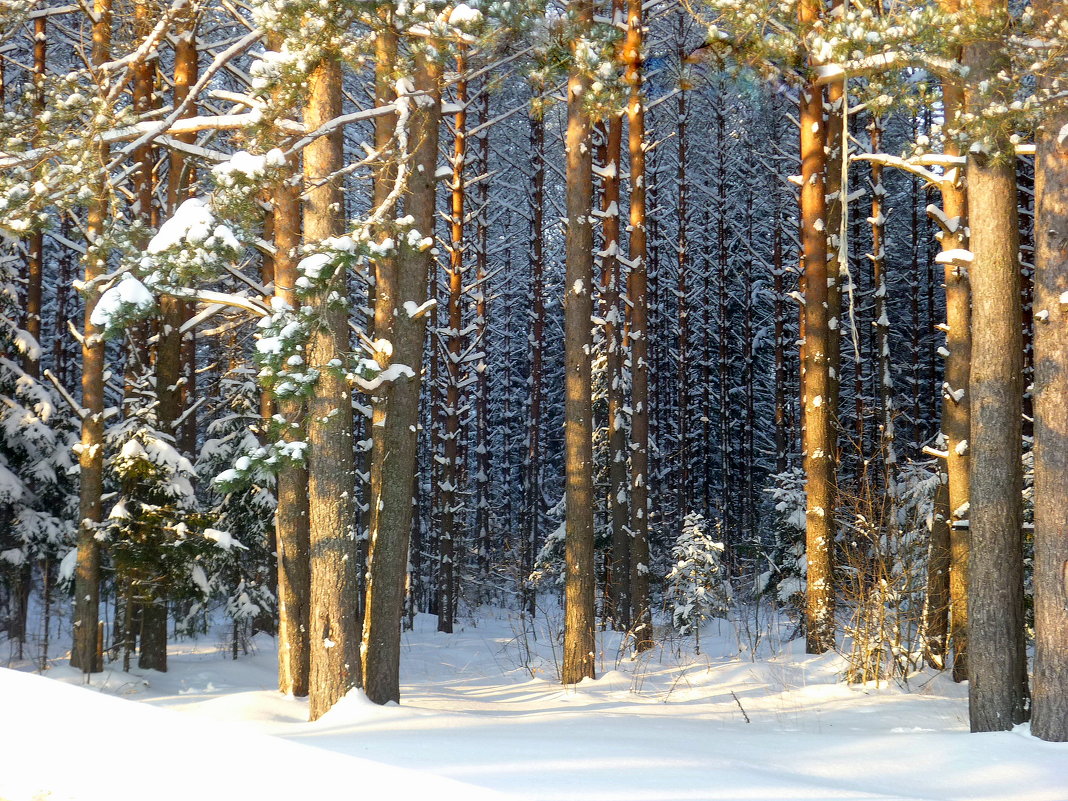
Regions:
[[667, 512, 732, 654]]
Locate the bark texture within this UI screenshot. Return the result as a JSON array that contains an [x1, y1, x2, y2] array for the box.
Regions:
[[1031, 10, 1068, 739], [71, 0, 111, 675], [362, 52, 441, 705], [561, 0, 597, 685], [964, 0, 1029, 731], [304, 53, 360, 722], [799, 0, 835, 655]]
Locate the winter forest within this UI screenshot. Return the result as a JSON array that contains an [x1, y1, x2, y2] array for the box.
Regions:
[[1, 0, 1067, 797]]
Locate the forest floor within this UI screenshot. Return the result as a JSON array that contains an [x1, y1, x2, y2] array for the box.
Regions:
[[2, 608, 1066, 801]]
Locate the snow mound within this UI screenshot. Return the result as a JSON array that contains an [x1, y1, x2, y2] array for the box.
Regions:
[[0, 667, 513, 801]]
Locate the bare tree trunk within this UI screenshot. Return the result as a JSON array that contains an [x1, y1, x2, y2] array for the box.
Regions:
[[799, 0, 835, 654], [599, 66, 629, 631], [438, 48, 467, 634], [523, 88, 545, 619], [625, 0, 650, 651], [271, 27, 310, 696], [304, 52, 359, 722], [561, 0, 597, 685], [362, 50, 441, 705], [71, 0, 112, 675], [1030, 0, 1068, 739], [12, 11, 48, 656], [676, 14, 692, 515], [964, 0, 1029, 732], [928, 34, 973, 679], [473, 84, 491, 604]]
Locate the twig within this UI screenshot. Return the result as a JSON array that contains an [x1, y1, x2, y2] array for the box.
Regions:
[[731, 690, 751, 724], [44, 369, 87, 421]]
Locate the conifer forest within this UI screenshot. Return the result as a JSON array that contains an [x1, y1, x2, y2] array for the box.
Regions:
[[1, 1, 1068, 798]]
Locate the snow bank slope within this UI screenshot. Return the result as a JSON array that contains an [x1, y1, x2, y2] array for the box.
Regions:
[[0, 666, 511, 801]]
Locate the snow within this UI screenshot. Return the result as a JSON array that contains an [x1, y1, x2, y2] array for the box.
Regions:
[[90, 273, 156, 328], [3, 613, 1067, 801], [148, 197, 214, 253], [448, 3, 482, 26], [935, 248, 974, 265]]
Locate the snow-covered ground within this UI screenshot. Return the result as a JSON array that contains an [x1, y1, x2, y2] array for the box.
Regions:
[[2, 609, 1066, 801]]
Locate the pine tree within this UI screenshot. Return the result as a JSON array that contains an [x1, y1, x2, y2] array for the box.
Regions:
[[667, 512, 731, 654]]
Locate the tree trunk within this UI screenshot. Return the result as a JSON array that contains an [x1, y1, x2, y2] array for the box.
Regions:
[[1030, 0, 1068, 739], [362, 50, 441, 705], [304, 52, 360, 722], [523, 87, 545, 619], [561, 0, 597, 685], [964, 0, 1029, 732], [270, 28, 311, 696], [71, 0, 111, 676], [799, 0, 835, 654], [932, 69, 971, 682], [599, 73, 629, 631], [438, 48, 467, 634], [625, 0, 650, 651]]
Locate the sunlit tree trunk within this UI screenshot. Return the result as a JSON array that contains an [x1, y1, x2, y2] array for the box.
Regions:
[[561, 0, 597, 684], [1030, 0, 1068, 740], [625, 0, 649, 651], [363, 48, 442, 704], [271, 28, 310, 697], [304, 51, 359, 722], [964, 0, 1029, 731], [438, 47, 467, 634], [799, 0, 834, 654], [71, 0, 112, 675]]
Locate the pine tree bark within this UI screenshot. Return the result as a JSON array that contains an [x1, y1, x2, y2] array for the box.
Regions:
[[932, 67, 971, 682], [625, 0, 650, 651], [599, 73, 629, 631], [304, 52, 359, 722], [799, 0, 835, 654], [1030, 0, 1068, 739], [561, 0, 597, 684], [438, 48, 467, 634], [522, 87, 546, 619], [271, 37, 311, 694], [964, 0, 1029, 732], [362, 50, 441, 705], [71, 0, 111, 675]]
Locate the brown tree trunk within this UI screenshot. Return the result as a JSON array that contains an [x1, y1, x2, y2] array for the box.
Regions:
[[271, 29, 311, 695], [799, 0, 835, 655], [625, 0, 650, 651], [438, 48, 467, 634], [932, 69, 972, 682], [71, 0, 112, 675], [362, 49, 441, 705], [1030, 0, 1068, 739], [561, 0, 597, 684], [523, 87, 545, 619], [304, 52, 359, 722], [599, 65, 629, 631], [964, 0, 1029, 732], [473, 85, 491, 602]]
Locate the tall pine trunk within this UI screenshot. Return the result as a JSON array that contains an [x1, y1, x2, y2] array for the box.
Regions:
[[799, 0, 835, 654], [304, 52, 359, 722], [964, 0, 1029, 731], [561, 0, 597, 684], [625, 0, 650, 651], [71, 0, 112, 675], [1030, 0, 1068, 739], [271, 28, 311, 696], [362, 50, 441, 704]]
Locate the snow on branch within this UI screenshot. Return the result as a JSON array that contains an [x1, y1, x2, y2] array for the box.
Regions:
[[813, 51, 964, 85]]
